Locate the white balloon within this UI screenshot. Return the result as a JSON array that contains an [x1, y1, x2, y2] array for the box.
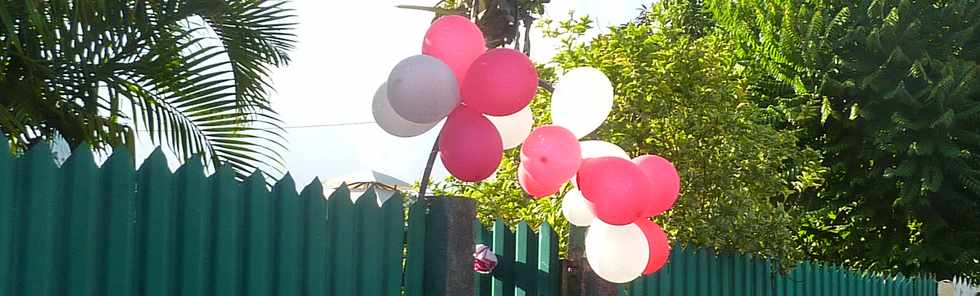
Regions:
[[487, 106, 534, 150], [551, 67, 614, 139], [585, 219, 649, 284], [372, 83, 439, 137], [579, 140, 629, 160], [387, 55, 460, 124], [562, 189, 595, 226]]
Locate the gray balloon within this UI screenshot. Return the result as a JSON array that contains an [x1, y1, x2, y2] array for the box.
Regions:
[[372, 83, 438, 137], [386, 55, 460, 124]]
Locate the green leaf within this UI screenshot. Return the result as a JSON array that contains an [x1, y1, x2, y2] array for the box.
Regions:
[[0, 0, 296, 180], [821, 97, 833, 124]]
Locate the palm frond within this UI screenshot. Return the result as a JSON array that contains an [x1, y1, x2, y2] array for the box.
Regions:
[[0, 0, 296, 180]]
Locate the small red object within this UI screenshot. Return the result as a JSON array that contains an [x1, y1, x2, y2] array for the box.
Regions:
[[473, 244, 498, 274]]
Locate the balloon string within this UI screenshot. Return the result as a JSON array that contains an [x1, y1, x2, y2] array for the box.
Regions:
[[417, 135, 440, 201], [538, 78, 554, 93]]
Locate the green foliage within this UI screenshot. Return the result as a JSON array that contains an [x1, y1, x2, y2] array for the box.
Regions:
[[0, 0, 296, 179], [709, 0, 980, 278], [435, 3, 824, 265]]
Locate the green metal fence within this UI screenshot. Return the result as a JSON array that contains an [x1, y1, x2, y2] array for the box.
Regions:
[[0, 142, 419, 296], [474, 220, 561, 296], [0, 139, 942, 296], [621, 245, 937, 296]]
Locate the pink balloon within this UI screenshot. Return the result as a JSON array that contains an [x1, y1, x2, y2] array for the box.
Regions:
[[423, 15, 486, 84], [519, 164, 562, 198], [520, 125, 581, 187], [576, 157, 653, 225], [635, 219, 670, 275], [634, 155, 681, 217], [461, 48, 538, 116], [439, 106, 503, 182]]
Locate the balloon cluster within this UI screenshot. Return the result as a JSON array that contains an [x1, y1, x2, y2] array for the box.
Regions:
[[372, 15, 681, 284], [518, 68, 681, 284], [373, 16, 538, 182]]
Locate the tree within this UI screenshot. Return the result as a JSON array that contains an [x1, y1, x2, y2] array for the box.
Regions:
[[434, 3, 823, 264], [0, 0, 296, 178], [709, 0, 980, 277], [400, 0, 548, 55]]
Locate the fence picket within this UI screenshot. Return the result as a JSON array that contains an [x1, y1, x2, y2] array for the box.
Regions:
[[775, 261, 786, 296], [538, 222, 559, 296], [0, 136, 11, 295], [303, 180, 328, 296], [404, 199, 426, 296], [212, 166, 242, 296], [763, 259, 772, 296], [62, 146, 102, 296], [356, 188, 384, 296], [243, 172, 273, 296], [686, 247, 698, 294], [380, 192, 405, 296], [21, 143, 63, 296], [733, 251, 744, 296], [514, 222, 537, 296], [672, 246, 684, 295], [867, 273, 874, 296], [475, 220, 492, 296], [721, 251, 733, 296], [655, 246, 671, 296], [274, 175, 302, 296], [103, 149, 138, 296], [138, 150, 175, 296], [174, 157, 210, 296], [328, 184, 356, 295], [492, 220, 515, 296], [697, 247, 709, 296]]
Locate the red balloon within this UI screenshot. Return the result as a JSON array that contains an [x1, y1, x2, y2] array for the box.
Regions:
[[519, 164, 562, 198], [461, 48, 538, 116], [635, 219, 670, 275], [633, 155, 681, 217], [423, 15, 486, 85], [576, 157, 653, 225], [520, 125, 581, 187], [439, 106, 503, 182]]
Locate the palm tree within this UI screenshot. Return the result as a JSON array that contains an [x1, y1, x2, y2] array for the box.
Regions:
[[0, 0, 295, 179]]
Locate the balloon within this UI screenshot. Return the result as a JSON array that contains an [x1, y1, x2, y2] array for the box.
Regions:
[[551, 67, 614, 139], [561, 189, 595, 226], [576, 157, 652, 225], [487, 106, 534, 150], [520, 125, 581, 187], [571, 140, 629, 185], [580, 140, 630, 160], [519, 164, 562, 198], [372, 83, 439, 137], [422, 15, 486, 84], [634, 155, 681, 216], [438, 106, 503, 182], [387, 55, 460, 124], [585, 219, 649, 283], [461, 48, 538, 116], [635, 219, 670, 275]]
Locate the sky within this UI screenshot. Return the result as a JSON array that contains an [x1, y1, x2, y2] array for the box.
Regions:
[[129, 0, 648, 189]]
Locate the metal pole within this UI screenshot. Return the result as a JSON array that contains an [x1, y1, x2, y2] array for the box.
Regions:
[[416, 135, 440, 200]]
